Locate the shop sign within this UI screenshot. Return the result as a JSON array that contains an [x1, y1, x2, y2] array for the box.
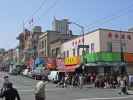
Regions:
[[84, 53, 96, 63], [97, 52, 121, 62], [84, 52, 121, 63], [64, 56, 80, 66], [56, 58, 64, 69], [124, 53, 133, 63], [46, 58, 56, 69]]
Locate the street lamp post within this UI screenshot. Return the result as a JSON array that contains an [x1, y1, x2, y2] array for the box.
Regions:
[[68, 22, 85, 75], [119, 30, 127, 75]]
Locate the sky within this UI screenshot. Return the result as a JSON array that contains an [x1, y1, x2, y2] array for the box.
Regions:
[[0, 0, 133, 50]]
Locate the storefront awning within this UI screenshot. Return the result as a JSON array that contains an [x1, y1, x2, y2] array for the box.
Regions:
[[85, 62, 127, 67], [58, 64, 80, 72]]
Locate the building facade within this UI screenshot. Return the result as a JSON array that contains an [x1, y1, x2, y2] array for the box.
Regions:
[[61, 28, 133, 57], [61, 28, 133, 75], [52, 18, 69, 34], [38, 30, 78, 58], [17, 29, 32, 64]]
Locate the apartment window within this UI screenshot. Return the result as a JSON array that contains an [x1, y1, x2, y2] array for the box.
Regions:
[[39, 42, 41, 49], [127, 35, 131, 40], [73, 48, 76, 56], [107, 42, 112, 52], [41, 41, 44, 48], [56, 48, 60, 57], [77, 49, 79, 56], [115, 34, 119, 39], [44, 40, 47, 55], [63, 51, 66, 58], [67, 50, 69, 57], [91, 43, 95, 52], [52, 49, 54, 57], [121, 34, 125, 39], [44, 40, 47, 48], [108, 32, 112, 38]]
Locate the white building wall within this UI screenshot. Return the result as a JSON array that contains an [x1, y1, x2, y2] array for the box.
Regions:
[[61, 30, 100, 57], [99, 29, 133, 53]]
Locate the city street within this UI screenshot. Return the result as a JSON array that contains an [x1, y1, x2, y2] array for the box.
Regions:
[[0, 72, 133, 100]]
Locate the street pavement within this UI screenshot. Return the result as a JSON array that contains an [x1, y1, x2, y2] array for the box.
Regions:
[[1, 72, 133, 100]]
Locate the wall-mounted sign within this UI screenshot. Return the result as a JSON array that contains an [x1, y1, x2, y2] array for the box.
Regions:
[[46, 58, 56, 69], [124, 53, 133, 63], [64, 56, 80, 66], [85, 52, 121, 63], [56, 58, 64, 70]]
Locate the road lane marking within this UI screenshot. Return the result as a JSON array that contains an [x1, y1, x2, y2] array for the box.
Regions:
[[75, 95, 133, 100], [18, 88, 65, 92]]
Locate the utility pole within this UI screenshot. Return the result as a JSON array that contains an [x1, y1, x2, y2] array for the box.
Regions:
[[68, 21, 85, 75]]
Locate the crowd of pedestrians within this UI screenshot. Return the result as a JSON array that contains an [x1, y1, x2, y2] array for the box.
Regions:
[[55, 72, 129, 95], [56, 72, 96, 88]]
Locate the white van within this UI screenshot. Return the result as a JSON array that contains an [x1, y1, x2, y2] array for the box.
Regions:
[[48, 71, 59, 83]]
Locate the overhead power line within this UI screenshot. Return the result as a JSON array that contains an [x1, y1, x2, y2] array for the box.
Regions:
[[85, 3, 133, 31], [37, 0, 61, 22], [24, 0, 47, 26], [86, 8, 133, 31]]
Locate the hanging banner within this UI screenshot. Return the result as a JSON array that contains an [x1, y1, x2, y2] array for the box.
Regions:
[[46, 58, 56, 69], [56, 58, 65, 71]]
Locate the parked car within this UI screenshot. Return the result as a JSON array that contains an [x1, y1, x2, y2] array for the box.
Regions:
[[22, 69, 29, 76], [48, 71, 59, 83], [9, 68, 20, 75], [9, 65, 25, 75]]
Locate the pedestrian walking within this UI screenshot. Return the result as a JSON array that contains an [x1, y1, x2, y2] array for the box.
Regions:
[[3, 76, 10, 86], [118, 78, 128, 95], [0, 82, 21, 100], [34, 77, 48, 100], [0, 76, 10, 96], [79, 74, 83, 89]]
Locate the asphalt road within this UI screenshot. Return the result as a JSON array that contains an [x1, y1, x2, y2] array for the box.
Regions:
[[1, 72, 133, 100]]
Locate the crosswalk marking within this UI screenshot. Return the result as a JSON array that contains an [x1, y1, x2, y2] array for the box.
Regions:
[[75, 95, 133, 100]]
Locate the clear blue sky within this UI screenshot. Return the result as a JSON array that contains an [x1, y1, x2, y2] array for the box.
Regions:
[[0, 0, 133, 50]]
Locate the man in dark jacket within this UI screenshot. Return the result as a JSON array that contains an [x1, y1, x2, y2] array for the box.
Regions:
[[0, 82, 21, 100]]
